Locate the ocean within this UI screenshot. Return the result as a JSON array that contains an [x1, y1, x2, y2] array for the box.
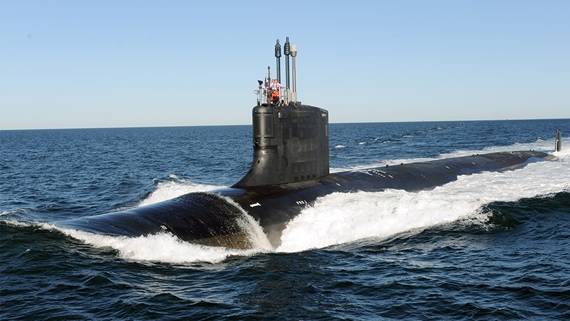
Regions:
[[1, 119, 569, 320]]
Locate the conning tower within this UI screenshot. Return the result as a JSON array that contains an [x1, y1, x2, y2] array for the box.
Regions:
[[234, 37, 329, 188]]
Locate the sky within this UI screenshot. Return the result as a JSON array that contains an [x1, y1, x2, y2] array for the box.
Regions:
[[1, 1, 569, 129]]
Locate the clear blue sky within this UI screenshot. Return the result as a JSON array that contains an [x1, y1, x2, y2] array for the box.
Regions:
[[1, 1, 569, 129]]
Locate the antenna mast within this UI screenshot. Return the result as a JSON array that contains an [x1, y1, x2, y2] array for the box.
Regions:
[[275, 40, 282, 84], [291, 44, 297, 103]]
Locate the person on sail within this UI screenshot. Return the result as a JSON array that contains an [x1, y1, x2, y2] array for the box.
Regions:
[[270, 79, 281, 104]]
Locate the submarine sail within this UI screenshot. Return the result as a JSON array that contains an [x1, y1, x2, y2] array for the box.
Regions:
[[235, 38, 329, 187]]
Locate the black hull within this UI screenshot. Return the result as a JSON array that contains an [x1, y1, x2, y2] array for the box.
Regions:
[[62, 151, 547, 248]]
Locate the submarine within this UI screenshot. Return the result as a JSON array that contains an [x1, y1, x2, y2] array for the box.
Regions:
[[63, 37, 557, 248]]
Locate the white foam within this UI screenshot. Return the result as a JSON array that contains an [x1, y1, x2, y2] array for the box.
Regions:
[[0, 217, 269, 264], [78, 136, 570, 257], [0, 219, 32, 227], [553, 147, 570, 159], [335, 145, 346, 149], [139, 178, 221, 206], [3, 138, 569, 263], [22, 184, 254, 264], [1, 179, 271, 264], [222, 196, 273, 250], [277, 138, 570, 252], [61, 195, 272, 264], [59, 228, 262, 264]]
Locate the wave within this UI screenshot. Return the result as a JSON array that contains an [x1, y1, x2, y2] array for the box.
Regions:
[[58, 228, 264, 264], [128, 137, 570, 257], [139, 177, 222, 206], [278, 140, 570, 252], [1, 212, 271, 264], [63, 185, 273, 263], [2, 176, 270, 264], [3, 138, 569, 264]]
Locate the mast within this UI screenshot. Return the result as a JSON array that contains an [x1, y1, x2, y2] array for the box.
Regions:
[[284, 37, 291, 93], [291, 44, 297, 102], [275, 39, 282, 84]]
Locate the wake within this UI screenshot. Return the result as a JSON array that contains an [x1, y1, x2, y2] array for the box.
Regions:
[[2, 138, 568, 264]]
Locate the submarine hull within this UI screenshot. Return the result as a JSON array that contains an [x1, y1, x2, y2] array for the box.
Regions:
[[62, 151, 547, 248]]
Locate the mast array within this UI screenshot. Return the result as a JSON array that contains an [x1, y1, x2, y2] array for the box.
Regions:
[[257, 36, 299, 106]]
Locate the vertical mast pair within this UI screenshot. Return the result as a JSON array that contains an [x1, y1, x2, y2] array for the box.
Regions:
[[274, 37, 298, 104]]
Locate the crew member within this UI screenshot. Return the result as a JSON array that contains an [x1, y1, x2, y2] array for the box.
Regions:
[[270, 79, 280, 104]]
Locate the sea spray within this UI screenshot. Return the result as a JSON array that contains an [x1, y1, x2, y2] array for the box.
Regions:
[[4, 137, 567, 263], [139, 179, 222, 206], [278, 147, 570, 252]]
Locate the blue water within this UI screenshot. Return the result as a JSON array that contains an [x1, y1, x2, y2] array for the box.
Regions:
[[1, 119, 570, 320]]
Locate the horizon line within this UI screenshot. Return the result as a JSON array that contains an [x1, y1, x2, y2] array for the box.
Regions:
[[1, 116, 569, 132]]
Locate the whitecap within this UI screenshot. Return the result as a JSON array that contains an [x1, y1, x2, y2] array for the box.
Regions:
[[277, 145, 570, 252]]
